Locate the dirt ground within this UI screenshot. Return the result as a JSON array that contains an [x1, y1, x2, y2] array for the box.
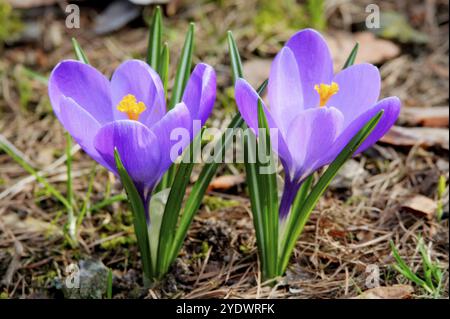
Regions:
[[0, 0, 448, 299]]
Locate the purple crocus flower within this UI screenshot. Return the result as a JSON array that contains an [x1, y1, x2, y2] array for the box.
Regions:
[[49, 59, 216, 211], [235, 29, 401, 218]]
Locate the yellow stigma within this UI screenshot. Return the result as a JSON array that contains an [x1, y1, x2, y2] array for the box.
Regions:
[[116, 94, 146, 120], [314, 82, 339, 107]]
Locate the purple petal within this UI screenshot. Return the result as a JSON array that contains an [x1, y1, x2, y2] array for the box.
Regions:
[[111, 59, 166, 127], [328, 63, 381, 126], [182, 63, 216, 125], [235, 78, 292, 168], [268, 46, 304, 134], [286, 29, 334, 109], [286, 107, 344, 180], [93, 120, 161, 186], [151, 102, 192, 176], [49, 60, 114, 125], [330, 97, 401, 160], [356, 97, 401, 153], [59, 97, 113, 171], [235, 78, 263, 134]]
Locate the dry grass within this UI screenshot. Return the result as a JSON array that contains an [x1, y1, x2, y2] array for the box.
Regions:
[[0, 0, 448, 299]]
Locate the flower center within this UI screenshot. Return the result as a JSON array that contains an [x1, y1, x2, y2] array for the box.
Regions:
[[116, 94, 146, 120], [314, 82, 339, 107]]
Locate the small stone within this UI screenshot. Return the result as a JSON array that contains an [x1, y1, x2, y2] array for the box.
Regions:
[[62, 259, 109, 299]]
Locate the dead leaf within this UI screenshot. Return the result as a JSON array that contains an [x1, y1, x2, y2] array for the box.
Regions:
[[380, 126, 449, 150], [208, 174, 245, 192], [399, 106, 449, 128], [325, 31, 400, 69], [402, 195, 437, 220], [357, 285, 414, 299]]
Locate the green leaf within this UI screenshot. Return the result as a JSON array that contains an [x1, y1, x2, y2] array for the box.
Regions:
[[114, 149, 152, 284], [65, 132, 76, 244], [148, 188, 170, 275], [167, 30, 246, 264], [147, 6, 162, 70], [343, 43, 359, 69], [243, 126, 268, 277], [169, 23, 194, 109], [158, 42, 170, 95], [157, 130, 202, 275], [71, 38, 89, 64], [291, 174, 313, 217], [227, 31, 244, 81], [168, 80, 268, 265], [278, 110, 384, 275], [256, 100, 279, 279], [168, 115, 242, 264], [390, 241, 430, 292], [106, 268, 113, 299]]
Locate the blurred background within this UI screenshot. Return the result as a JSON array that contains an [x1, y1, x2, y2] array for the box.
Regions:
[[0, 0, 448, 299]]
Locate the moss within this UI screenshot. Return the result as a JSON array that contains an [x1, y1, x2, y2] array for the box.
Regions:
[[254, 0, 306, 35], [14, 66, 33, 110], [100, 234, 137, 250], [33, 270, 58, 287], [0, 0, 23, 47], [203, 195, 239, 211], [99, 209, 136, 249], [254, 0, 326, 37], [192, 241, 210, 260]]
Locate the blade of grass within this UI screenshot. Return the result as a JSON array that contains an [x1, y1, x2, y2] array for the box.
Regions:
[[77, 165, 97, 228], [227, 31, 243, 83], [88, 194, 127, 213], [65, 132, 76, 244], [157, 129, 203, 275], [256, 100, 279, 280], [158, 42, 170, 95], [147, 6, 162, 70], [0, 141, 70, 210], [106, 268, 113, 299], [168, 23, 194, 109], [290, 174, 313, 217], [114, 149, 152, 283], [343, 43, 359, 69], [244, 127, 269, 278], [71, 38, 89, 64], [163, 24, 195, 188], [390, 241, 431, 292], [168, 30, 264, 264]]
